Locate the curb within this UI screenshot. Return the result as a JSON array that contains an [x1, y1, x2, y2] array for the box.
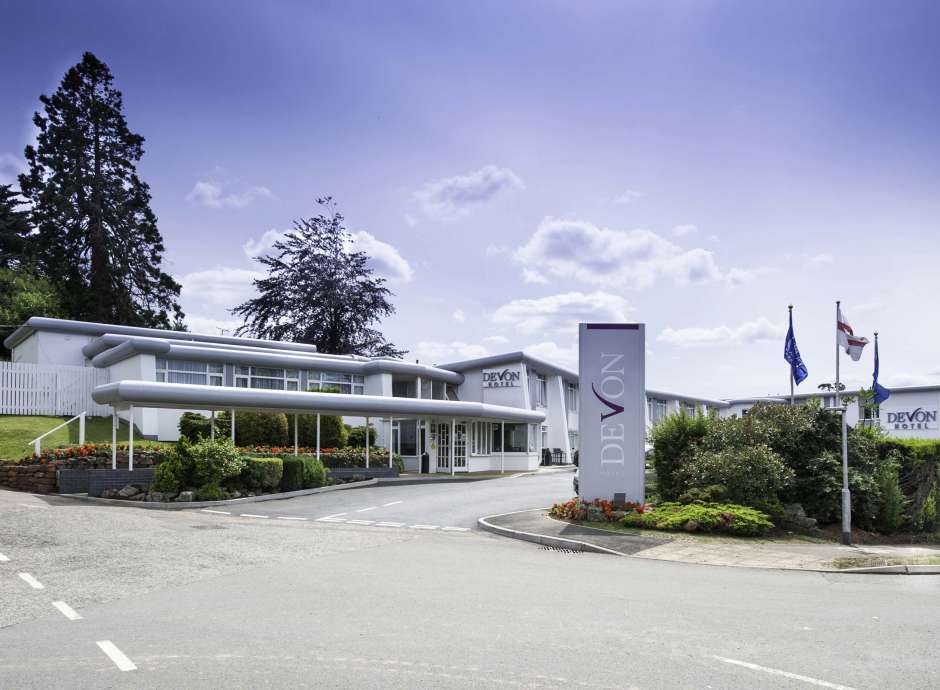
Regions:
[[478, 508, 628, 556], [55, 478, 378, 510], [478, 508, 940, 576]]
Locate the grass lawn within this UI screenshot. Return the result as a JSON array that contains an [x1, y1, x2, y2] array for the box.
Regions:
[[0, 415, 172, 461]]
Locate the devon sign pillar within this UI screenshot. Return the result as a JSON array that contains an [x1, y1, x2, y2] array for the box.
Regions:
[[578, 323, 646, 504]]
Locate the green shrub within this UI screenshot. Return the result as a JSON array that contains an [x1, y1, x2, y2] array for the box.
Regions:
[[194, 483, 227, 501], [280, 456, 304, 492], [186, 438, 246, 487], [241, 456, 284, 492], [678, 484, 728, 504], [320, 446, 404, 472], [621, 502, 774, 536], [346, 424, 377, 448], [296, 414, 347, 449], [875, 455, 905, 534], [301, 455, 327, 488], [678, 443, 793, 511], [649, 411, 713, 501], [233, 411, 289, 447], [178, 412, 211, 440], [151, 456, 184, 493]]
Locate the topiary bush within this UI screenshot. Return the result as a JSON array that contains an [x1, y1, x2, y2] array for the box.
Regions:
[[649, 411, 713, 501], [280, 456, 304, 492], [875, 453, 905, 535], [150, 455, 184, 493], [233, 411, 289, 447], [186, 438, 246, 488], [346, 424, 377, 448], [301, 455, 327, 488], [178, 412, 212, 440], [296, 414, 347, 449], [241, 456, 284, 492], [621, 502, 774, 536]]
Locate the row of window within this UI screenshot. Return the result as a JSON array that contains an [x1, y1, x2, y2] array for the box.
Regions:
[[467, 421, 537, 454], [156, 359, 365, 394]]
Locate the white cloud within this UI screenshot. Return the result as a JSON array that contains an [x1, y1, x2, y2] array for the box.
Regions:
[[186, 178, 274, 209], [184, 315, 243, 336], [521, 268, 549, 284], [524, 341, 578, 370], [242, 228, 414, 283], [177, 266, 263, 309], [492, 291, 633, 335], [482, 335, 509, 345], [452, 309, 466, 323], [708, 234, 720, 243], [882, 371, 940, 388], [514, 217, 760, 289], [413, 340, 489, 363], [485, 244, 511, 257], [805, 253, 834, 268], [657, 316, 785, 348], [672, 224, 697, 237], [0, 153, 26, 186], [612, 189, 645, 205], [414, 165, 524, 220]]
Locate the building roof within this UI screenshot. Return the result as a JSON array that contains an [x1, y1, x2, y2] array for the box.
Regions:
[[92, 380, 546, 423], [724, 384, 940, 405], [438, 351, 578, 381]]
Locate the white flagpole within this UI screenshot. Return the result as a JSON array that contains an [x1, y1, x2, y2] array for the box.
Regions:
[[788, 304, 795, 405], [836, 300, 851, 545]]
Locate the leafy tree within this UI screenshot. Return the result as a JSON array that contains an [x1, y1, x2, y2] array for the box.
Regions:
[[18, 52, 183, 327], [233, 197, 404, 357], [0, 267, 66, 358], [0, 184, 32, 269]]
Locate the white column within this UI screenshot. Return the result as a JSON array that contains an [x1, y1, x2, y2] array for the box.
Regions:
[[416, 376, 421, 399], [450, 417, 455, 477], [501, 421, 505, 474], [210, 410, 215, 440], [293, 414, 299, 456], [316, 413, 321, 462], [78, 412, 85, 446], [231, 408, 236, 444], [365, 416, 370, 468], [111, 411, 117, 470], [388, 418, 393, 468], [416, 419, 422, 474], [128, 405, 134, 471]]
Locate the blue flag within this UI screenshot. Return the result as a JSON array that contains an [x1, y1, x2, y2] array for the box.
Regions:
[[871, 337, 890, 405], [784, 311, 808, 385]]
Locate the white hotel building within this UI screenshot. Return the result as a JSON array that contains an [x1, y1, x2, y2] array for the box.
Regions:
[[3, 318, 937, 472]]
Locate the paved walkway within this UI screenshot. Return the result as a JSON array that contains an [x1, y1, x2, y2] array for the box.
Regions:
[[482, 509, 940, 573]]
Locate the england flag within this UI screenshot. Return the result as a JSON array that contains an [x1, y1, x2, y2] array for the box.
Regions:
[[837, 306, 868, 361]]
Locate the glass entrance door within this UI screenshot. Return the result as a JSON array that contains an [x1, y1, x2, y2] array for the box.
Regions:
[[454, 423, 467, 470], [437, 423, 450, 471]]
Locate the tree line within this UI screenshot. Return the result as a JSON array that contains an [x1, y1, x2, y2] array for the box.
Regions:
[[1, 52, 402, 358]]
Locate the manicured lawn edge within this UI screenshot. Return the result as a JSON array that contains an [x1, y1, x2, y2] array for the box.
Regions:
[[55, 477, 378, 510]]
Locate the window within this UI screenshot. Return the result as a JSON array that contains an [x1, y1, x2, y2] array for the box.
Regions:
[[236, 366, 300, 390], [647, 397, 668, 425], [470, 421, 491, 455], [683, 402, 697, 417], [536, 374, 548, 408], [392, 380, 412, 398], [156, 358, 223, 386], [501, 423, 528, 452], [528, 424, 538, 452], [861, 402, 880, 420], [568, 431, 579, 451], [566, 383, 578, 413], [307, 371, 365, 395]]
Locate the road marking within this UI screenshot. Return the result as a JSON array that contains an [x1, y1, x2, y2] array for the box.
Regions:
[[201, 509, 231, 515], [18, 572, 44, 589], [276, 516, 308, 521], [18, 503, 44, 509], [317, 512, 347, 521], [0, 552, 9, 562], [411, 524, 439, 530], [348, 519, 375, 525], [376, 522, 405, 527], [239, 514, 270, 519], [441, 526, 470, 532], [355, 506, 378, 513], [713, 656, 857, 690], [318, 518, 347, 523], [382, 501, 403, 507], [52, 601, 82, 621], [97, 640, 137, 672]]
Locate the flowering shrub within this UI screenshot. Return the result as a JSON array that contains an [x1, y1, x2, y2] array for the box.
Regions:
[[549, 498, 652, 522], [20, 443, 172, 465]]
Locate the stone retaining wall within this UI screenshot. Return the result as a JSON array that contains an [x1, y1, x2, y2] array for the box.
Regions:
[[0, 463, 58, 494]]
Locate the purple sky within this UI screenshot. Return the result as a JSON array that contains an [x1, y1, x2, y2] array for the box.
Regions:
[[2, 1, 939, 397]]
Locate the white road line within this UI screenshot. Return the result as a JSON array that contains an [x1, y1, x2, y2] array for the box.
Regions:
[[201, 509, 231, 515], [382, 501, 403, 507], [348, 519, 375, 525], [441, 526, 470, 532], [18, 503, 44, 509], [52, 601, 82, 621], [276, 516, 308, 521], [355, 506, 378, 513], [411, 524, 439, 530], [0, 552, 9, 562], [18, 572, 44, 589], [713, 656, 857, 690], [97, 640, 137, 672], [317, 512, 347, 521], [376, 522, 405, 527], [239, 513, 270, 519]]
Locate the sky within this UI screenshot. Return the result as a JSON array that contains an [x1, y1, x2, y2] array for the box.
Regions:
[[2, 1, 939, 399]]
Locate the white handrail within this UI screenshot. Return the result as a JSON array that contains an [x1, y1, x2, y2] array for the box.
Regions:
[[28, 411, 86, 456]]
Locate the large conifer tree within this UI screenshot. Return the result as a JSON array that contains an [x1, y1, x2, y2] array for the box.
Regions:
[[0, 184, 31, 270], [19, 52, 183, 327], [233, 197, 405, 357]]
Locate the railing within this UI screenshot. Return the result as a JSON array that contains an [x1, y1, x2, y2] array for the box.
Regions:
[[0, 361, 110, 416], [28, 411, 86, 456]]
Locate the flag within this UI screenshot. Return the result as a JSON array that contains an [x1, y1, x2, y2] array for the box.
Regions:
[[784, 310, 808, 385], [837, 306, 868, 361], [871, 337, 890, 405]]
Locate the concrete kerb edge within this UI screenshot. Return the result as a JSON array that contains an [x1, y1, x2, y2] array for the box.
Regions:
[[478, 508, 629, 556], [54, 478, 378, 510], [479, 508, 940, 575]]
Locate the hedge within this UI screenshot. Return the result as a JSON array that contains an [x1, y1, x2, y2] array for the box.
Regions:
[[241, 457, 284, 492], [621, 502, 774, 536], [280, 456, 305, 492]]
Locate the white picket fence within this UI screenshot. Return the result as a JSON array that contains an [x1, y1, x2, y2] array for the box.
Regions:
[[0, 362, 111, 417]]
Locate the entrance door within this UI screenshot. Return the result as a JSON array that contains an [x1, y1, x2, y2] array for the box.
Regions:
[[437, 423, 450, 472], [454, 423, 467, 470], [391, 422, 401, 455]]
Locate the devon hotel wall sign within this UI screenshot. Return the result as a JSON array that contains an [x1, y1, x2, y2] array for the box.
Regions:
[[482, 367, 521, 388]]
